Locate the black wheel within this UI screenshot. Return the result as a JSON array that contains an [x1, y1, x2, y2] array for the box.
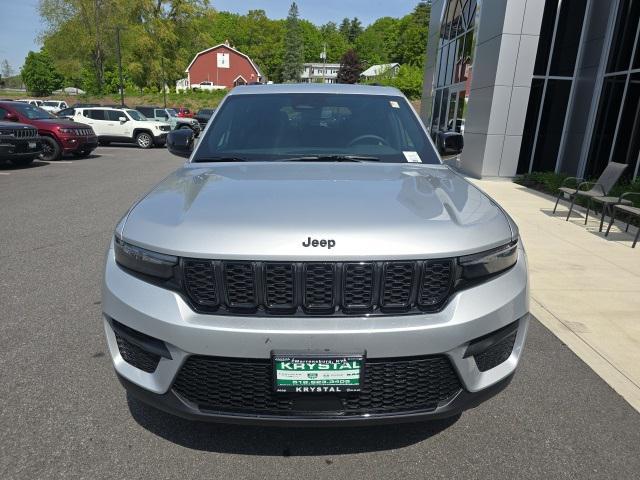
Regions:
[[99, 140, 111, 146], [39, 136, 62, 161], [9, 156, 35, 167], [135, 132, 153, 149]]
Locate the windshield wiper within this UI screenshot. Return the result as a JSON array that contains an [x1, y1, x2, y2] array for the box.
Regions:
[[279, 155, 380, 162], [194, 156, 248, 163]]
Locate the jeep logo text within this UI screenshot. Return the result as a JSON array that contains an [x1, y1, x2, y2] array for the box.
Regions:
[[302, 237, 336, 249]]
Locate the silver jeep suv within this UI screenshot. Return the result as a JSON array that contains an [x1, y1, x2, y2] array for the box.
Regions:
[[102, 84, 529, 425]]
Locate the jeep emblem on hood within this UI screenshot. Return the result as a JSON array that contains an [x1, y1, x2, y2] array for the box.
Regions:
[[302, 237, 336, 249]]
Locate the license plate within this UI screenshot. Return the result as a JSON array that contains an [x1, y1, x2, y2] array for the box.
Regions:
[[28, 142, 37, 149], [273, 353, 363, 393]]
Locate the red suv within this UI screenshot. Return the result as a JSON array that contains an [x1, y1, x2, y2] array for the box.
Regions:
[[0, 101, 98, 161]]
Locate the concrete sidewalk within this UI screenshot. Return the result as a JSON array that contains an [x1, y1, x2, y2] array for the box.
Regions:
[[471, 178, 640, 412]]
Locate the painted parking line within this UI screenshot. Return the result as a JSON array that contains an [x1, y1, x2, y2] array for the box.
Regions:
[[0, 172, 10, 175], [51, 161, 74, 164]]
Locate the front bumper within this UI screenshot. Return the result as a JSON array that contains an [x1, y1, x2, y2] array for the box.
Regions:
[[61, 135, 98, 153], [154, 133, 168, 146], [0, 136, 42, 159], [102, 244, 529, 424]]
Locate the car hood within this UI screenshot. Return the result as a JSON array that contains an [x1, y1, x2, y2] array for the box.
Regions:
[[122, 163, 513, 260], [31, 118, 92, 129]]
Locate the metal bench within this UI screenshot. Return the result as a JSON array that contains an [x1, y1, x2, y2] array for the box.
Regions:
[[605, 193, 640, 248]]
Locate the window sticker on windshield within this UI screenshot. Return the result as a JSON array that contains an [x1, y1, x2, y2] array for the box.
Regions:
[[403, 151, 422, 163], [390, 101, 400, 109]]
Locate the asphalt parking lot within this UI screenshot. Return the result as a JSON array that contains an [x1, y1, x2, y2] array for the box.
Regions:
[[1, 147, 640, 480]]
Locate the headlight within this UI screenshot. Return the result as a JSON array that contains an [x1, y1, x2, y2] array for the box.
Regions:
[[459, 240, 518, 280], [59, 128, 77, 134], [114, 237, 177, 279]]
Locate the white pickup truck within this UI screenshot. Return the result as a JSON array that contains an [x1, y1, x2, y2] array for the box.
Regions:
[[175, 78, 226, 93]]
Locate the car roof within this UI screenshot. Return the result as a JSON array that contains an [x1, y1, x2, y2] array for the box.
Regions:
[[79, 106, 126, 110], [227, 83, 403, 97]]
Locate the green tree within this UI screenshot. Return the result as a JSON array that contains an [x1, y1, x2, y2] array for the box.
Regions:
[[1, 60, 14, 79], [364, 64, 423, 99], [355, 17, 399, 66], [336, 49, 363, 84], [339, 18, 351, 41], [282, 2, 304, 82], [393, 1, 430, 66], [20, 50, 64, 96], [348, 17, 363, 43], [320, 22, 350, 62]]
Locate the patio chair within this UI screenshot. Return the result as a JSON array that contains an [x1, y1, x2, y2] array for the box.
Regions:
[[552, 162, 628, 225], [605, 193, 640, 248]]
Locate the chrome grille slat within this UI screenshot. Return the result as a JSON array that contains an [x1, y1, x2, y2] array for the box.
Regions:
[[1, 128, 38, 139], [182, 259, 455, 316]]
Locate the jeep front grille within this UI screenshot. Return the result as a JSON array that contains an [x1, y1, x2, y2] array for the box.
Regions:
[[0, 127, 38, 139], [181, 259, 455, 316]]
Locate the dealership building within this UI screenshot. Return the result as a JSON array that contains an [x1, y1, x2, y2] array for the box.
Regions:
[[420, 0, 640, 181]]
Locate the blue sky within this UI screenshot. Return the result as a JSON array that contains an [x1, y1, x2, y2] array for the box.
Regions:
[[0, 0, 421, 72]]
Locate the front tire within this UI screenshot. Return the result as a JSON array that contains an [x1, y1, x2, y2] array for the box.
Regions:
[[39, 137, 62, 161], [135, 132, 153, 149]]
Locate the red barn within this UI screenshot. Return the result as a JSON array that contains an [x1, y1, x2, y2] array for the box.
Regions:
[[185, 43, 263, 89]]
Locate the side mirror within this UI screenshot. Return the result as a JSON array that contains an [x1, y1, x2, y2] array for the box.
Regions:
[[5, 112, 19, 122], [167, 128, 194, 158], [118, 116, 128, 123], [437, 131, 464, 156]]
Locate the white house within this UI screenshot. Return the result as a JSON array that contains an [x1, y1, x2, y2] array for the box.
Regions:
[[300, 63, 341, 84]]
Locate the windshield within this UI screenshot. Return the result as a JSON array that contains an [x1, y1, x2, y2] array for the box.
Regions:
[[12, 102, 56, 120], [43, 101, 59, 107], [127, 109, 146, 121], [166, 109, 177, 117], [192, 93, 439, 164]]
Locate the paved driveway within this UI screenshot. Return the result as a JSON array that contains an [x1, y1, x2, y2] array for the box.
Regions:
[[1, 149, 639, 479]]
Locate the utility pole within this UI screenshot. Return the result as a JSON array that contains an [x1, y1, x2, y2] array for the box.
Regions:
[[115, 26, 125, 107], [321, 43, 327, 84], [161, 55, 167, 108]]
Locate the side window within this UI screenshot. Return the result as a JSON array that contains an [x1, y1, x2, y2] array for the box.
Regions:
[[0, 107, 7, 120], [106, 110, 122, 121], [88, 110, 106, 120], [155, 109, 168, 119]]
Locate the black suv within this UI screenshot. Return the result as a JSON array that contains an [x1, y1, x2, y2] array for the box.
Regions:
[[0, 121, 42, 166]]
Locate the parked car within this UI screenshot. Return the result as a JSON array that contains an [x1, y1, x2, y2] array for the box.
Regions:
[[17, 99, 44, 107], [134, 106, 200, 135], [104, 84, 529, 425], [0, 101, 97, 161], [73, 107, 171, 148], [0, 120, 42, 166], [191, 81, 226, 92], [41, 100, 68, 114], [56, 107, 77, 120], [176, 107, 194, 118], [194, 108, 215, 129]]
